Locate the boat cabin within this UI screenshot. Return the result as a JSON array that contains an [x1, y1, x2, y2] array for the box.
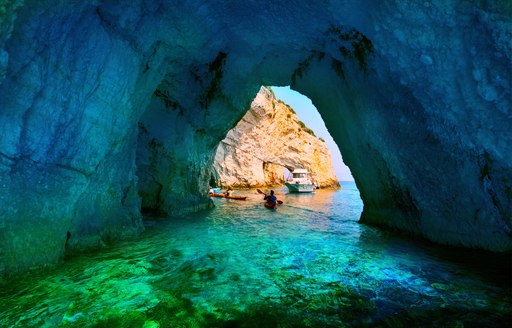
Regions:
[[287, 168, 313, 182]]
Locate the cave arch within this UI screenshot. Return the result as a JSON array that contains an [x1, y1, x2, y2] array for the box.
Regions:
[[262, 161, 284, 186], [0, 1, 510, 273]]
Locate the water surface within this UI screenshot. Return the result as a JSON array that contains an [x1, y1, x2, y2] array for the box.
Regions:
[[1, 182, 511, 327]]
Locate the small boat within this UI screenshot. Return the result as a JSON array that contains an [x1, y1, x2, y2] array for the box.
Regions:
[[210, 193, 247, 200], [285, 168, 316, 193], [264, 201, 277, 209], [225, 195, 247, 200]]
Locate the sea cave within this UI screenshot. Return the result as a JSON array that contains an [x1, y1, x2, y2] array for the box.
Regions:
[[0, 1, 510, 326]]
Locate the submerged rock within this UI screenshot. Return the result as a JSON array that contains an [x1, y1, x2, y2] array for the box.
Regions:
[[213, 87, 340, 189], [0, 1, 510, 273]]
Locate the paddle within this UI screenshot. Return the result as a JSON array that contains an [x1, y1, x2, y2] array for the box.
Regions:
[[257, 189, 283, 204]]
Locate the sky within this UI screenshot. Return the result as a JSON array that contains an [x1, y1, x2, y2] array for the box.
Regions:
[[272, 86, 354, 181]]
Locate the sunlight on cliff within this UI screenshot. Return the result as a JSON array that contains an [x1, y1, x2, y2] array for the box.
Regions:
[[270, 86, 354, 182], [212, 86, 343, 189]]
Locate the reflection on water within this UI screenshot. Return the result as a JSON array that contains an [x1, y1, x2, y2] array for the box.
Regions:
[[1, 182, 511, 327]]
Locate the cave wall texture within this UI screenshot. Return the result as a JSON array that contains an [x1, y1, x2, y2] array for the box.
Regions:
[[0, 0, 510, 273]]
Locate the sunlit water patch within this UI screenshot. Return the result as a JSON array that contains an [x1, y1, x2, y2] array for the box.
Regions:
[[1, 182, 511, 327]]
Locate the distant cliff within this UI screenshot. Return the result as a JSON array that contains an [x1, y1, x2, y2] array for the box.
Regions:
[[213, 87, 340, 189]]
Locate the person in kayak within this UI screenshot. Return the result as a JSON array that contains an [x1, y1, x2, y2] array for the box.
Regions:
[[264, 190, 277, 206], [225, 187, 233, 197]]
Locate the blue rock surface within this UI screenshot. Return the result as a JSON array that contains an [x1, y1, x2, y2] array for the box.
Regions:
[[0, 1, 510, 273]]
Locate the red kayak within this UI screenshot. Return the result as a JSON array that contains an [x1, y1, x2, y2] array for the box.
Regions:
[[264, 201, 278, 209], [210, 193, 247, 200]]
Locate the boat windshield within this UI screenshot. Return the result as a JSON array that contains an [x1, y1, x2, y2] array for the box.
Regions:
[[293, 173, 307, 179]]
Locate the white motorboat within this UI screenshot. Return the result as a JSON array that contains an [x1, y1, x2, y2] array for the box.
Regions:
[[285, 168, 316, 193]]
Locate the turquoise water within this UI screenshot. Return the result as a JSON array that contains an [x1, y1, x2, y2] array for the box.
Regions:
[[1, 182, 511, 327]]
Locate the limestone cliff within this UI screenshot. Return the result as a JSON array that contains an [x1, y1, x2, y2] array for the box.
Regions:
[[213, 87, 339, 189]]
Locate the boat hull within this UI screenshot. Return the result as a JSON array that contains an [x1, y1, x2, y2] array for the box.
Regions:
[[225, 196, 247, 200], [210, 193, 247, 200], [264, 201, 277, 209], [285, 183, 316, 193]]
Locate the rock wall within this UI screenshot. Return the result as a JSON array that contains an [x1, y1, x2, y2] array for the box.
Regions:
[[213, 87, 340, 188], [0, 1, 510, 273]]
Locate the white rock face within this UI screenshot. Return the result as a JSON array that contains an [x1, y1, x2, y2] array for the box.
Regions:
[[213, 87, 339, 188], [0, 1, 510, 272]]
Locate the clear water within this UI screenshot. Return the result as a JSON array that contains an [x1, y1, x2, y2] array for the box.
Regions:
[[1, 182, 511, 327]]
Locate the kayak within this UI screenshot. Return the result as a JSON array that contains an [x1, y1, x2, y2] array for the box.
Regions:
[[264, 201, 277, 209], [210, 193, 247, 200], [225, 195, 247, 200], [210, 193, 228, 197]]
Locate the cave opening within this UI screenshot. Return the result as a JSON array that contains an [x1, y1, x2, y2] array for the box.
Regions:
[[270, 85, 354, 184]]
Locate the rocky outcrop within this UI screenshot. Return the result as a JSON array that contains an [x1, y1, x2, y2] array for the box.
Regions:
[[0, 1, 510, 273], [213, 87, 339, 188]]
